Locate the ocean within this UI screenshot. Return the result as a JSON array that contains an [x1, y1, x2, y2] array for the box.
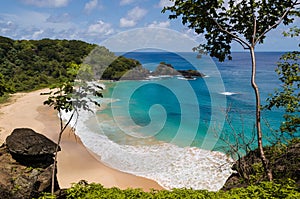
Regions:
[[65, 51, 286, 191]]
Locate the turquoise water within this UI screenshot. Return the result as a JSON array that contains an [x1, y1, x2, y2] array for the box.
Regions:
[[71, 51, 291, 190], [99, 52, 285, 150]]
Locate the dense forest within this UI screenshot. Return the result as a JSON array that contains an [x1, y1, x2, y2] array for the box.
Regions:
[[0, 36, 96, 92], [0, 36, 142, 96]]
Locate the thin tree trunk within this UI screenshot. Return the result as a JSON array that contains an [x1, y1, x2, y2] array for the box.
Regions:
[[51, 111, 63, 195], [249, 47, 273, 181], [51, 110, 75, 195]]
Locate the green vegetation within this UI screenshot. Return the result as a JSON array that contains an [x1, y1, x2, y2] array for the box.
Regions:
[[0, 36, 144, 96], [0, 36, 96, 92], [266, 51, 300, 135], [266, 27, 300, 137], [101, 56, 142, 80], [37, 179, 299, 199]]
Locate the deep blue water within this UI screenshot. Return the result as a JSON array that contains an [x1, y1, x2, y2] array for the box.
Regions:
[[98, 51, 286, 151]]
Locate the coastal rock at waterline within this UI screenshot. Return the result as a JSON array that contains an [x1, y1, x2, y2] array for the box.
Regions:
[[0, 144, 59, 199], [121, 66, 151, 80], [152, 62, 180, 76], [6, 128, 60, 168]]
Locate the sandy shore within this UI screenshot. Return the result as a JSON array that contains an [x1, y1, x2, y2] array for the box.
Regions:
[[0, 89, 163, 191]]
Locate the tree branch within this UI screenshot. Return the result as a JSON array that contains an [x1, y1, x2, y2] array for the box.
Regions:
[[254, 5, 295, 46], [233, 38, 250, 49], [252, 15, 257, 47], [211, 18, 251, 49]]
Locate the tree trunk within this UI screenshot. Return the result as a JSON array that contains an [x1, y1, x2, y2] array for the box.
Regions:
[[51, 110, 75, 195], [51, 112, 64, 195], [249, 47, 273, 181]]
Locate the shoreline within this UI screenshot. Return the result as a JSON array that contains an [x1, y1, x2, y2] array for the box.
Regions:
[[67, 80, 234, 191], [0, 89, 163, 191]]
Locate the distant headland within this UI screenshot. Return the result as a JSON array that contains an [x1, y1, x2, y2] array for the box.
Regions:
[[101, 59, 205, 81]]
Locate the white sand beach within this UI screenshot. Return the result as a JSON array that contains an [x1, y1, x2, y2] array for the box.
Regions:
[[0, 89, 163, 191]]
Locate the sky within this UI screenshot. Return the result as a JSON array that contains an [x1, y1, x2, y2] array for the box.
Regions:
[[0, 0, 299, 52]]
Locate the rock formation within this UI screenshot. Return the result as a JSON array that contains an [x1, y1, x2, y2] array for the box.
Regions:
[[121, 65, 150, 80], [152, 62, 180, 76], [0, 128, 60, 199], [149, 62, 205, 79]]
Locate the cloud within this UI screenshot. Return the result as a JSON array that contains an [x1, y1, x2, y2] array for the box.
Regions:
[[148, 21, 170, 28], [20, 0, 70, 7], [0, 11, 79, 41], [0, 19, 18, 36], [119, 6, 147, 28], [120, 18, 136, 27], [46, 13, 71, 23], [101, 27, 199, 52], [87, 20, 114, 36], [127, 6, 147, 20], [84, 0, 99, 13], [32, 29, 44, 39], [158, 0, 174, 8], [120, 0, 135, 6]]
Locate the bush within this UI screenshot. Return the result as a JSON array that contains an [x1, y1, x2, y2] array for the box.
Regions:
[[36, 180, 298, 199]]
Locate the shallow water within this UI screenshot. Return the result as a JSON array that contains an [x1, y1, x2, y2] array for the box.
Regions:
[[65, 52, 287, 190]]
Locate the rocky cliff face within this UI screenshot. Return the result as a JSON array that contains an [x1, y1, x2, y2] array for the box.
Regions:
[[0, 128, 60, 199]]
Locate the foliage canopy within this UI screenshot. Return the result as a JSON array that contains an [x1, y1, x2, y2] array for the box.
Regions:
[[0, 36, 97, 92], [163, 0, 300, 61]]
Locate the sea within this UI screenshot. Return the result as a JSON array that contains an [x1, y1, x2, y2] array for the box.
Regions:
[[64, 51, 288, 191]]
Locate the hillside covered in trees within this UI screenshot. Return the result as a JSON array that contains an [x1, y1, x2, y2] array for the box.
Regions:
[[0, 36, 206, 96], [0, 36, 143, 95], [0, 36, 96, 92]]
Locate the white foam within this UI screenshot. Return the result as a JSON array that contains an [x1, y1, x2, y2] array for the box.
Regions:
[[177, 77, 188, 80], [177, 77, 196, 80], [147, 75, 173, 80], [61, 109, 234, 191], [219, 92, 238, 96]]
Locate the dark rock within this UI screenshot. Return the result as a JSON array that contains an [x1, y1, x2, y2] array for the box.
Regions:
[[151, 62, 205, 79], [121, 66, 150, 80], [177, 69, 205, 78], [0, 144, 59, 199], [152, 63, 180, 76], [0, 184, 13, 199], [6, 128, 60, 167]]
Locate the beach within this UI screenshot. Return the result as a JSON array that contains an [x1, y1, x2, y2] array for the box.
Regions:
[[0, 89, 163, 191]]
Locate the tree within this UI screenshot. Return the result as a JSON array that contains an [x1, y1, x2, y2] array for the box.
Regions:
[[266, 27, 299, 137], [0, 73, 11, 97], [42, 78, 102, 195], [163, 0, 300, 181]]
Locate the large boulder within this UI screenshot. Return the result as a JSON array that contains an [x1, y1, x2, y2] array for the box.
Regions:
[[0, 145, 59, 199], [6, 128, 60, 167]]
